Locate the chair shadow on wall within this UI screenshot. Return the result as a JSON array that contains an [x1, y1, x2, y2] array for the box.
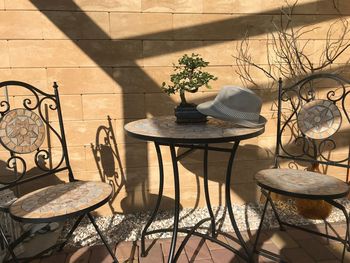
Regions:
[[90, 115, 125, 214], [90, 115, 179, 215]]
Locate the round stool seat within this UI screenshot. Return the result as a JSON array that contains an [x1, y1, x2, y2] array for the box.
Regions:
[[255, 168, 350, 199], [10, 181, 112, 223]]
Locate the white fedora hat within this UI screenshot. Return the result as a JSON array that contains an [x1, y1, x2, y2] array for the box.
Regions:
[[197, 86, 267, 128]]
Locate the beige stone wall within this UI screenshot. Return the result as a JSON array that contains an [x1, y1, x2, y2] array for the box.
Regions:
[[0, 0, 350, 215]]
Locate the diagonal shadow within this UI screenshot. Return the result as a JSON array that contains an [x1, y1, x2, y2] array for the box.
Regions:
[[29, 0, 349, 217], [28, 0, 350, 114]]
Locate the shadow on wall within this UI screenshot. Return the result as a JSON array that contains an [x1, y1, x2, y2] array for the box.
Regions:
[[90, 115, 125, 214], [90, 116, 180, 214], [177, 144, 274, 219]]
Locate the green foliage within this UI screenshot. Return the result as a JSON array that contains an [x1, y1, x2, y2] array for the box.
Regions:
[[162, 53, 217, 104]]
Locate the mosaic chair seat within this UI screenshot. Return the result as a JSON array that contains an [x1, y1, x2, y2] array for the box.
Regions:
[[253, 73, 350, 262], [0, 81, 117, 262], [255, 168, 349, 199]]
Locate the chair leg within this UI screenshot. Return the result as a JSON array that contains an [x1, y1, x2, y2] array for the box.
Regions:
[[0, 223, 19, 263], [326, 199, 350, 262], [87, 213, 118, 263], [261, 190, 285, 231], [253, 191, 270, 257], [342, 233, 348, 263], [58, 214, 85, 251]]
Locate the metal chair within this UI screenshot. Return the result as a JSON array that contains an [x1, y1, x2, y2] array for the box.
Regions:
[[253, 73, 350, 262], [0, 81, 118, 262]]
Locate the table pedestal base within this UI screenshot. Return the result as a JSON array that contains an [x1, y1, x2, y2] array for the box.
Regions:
[[140, 142, 253, 263]]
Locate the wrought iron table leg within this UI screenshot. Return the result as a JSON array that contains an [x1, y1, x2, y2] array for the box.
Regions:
[[203, 144, 216, 237], [141, 142, 164, 256], [225, 141, 251, 261], [87, 213, 118, 263], [168, 144, 181, 263]]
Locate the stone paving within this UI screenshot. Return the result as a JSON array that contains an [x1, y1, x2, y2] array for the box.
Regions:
[[34, 222, 349, 263]]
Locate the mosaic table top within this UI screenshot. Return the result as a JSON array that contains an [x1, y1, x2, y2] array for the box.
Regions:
[[0, 108, 45, 154], [10, 181, 112, 222], [297, 100, 342, 140], [124, 116, 265, 143], [255, 168, 349, 199]]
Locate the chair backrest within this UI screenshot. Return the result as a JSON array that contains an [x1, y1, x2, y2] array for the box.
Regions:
[[275, 73, 350, 180], [0, 81, 73, 192]]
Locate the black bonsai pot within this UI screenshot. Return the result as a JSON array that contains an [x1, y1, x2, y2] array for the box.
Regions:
[[174, 103, 207, 123]]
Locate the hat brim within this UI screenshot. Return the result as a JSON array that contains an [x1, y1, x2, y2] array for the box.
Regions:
[[197, 101, 267, 128]]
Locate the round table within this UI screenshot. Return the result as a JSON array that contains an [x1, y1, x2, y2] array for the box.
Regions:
[[124, 116, 265, 263]]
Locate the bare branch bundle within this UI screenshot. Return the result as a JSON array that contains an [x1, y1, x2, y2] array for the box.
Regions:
[[234, 0, 350, 89]]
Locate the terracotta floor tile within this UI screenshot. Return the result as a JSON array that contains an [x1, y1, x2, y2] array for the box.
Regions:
[[162, 236, 186, 257], [40, 252, 67, 263], [224, 234, 250, 251], [299, 239, 336, 261], [89, 244, 115, 263], [184, 237, 211, 261], [257, 255, 279, 263], [255, 242, 285, 263], [139, 239, 164, 263], [35, 223, 346, 263], [329, 224, 347, 238], [304, 224, 329, 235], [270, 231, 299, 249], [205, 234, 229, 251], [285, 228, 314, 241], [65, 247, 91, 263], [164, 253, 189, 263], [283, 247, 316, 263], [327, 241, 350, 261], [210, 248, 242, 263], [116, 241, 138, 261], [287, 227, 332, 245], [316, 260, 341, 263], [248, 231, 274, 246], [258, 242, 282, 256]]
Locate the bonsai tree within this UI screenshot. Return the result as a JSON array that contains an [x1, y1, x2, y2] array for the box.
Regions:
[[162, 53, 217, 106]]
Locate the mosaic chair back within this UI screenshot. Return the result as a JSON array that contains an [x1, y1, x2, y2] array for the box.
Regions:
[[274, 73, 350, 177], [0, 81, 117, 262], [0, 81, 73, 193]]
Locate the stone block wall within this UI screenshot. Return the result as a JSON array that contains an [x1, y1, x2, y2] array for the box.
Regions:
[[0, 0, 349, 215]]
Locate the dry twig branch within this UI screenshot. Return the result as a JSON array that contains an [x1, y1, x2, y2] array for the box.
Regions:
[[234, 0, 350, 89]]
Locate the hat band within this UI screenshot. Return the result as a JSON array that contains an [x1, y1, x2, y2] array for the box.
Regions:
[[213, 101, 260, 121]]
